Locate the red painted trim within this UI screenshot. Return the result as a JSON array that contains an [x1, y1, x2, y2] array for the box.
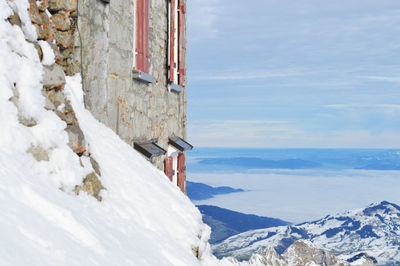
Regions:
[[178, 0, 186, 86], [177, 153, 186, 193], [169, 0, 176, 83], [136, 0, 149, 73], [164, 156, 174, 182], [144, 0, 149, 73]]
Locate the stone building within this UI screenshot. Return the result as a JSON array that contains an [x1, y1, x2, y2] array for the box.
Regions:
[[26, 0, 192, 193]]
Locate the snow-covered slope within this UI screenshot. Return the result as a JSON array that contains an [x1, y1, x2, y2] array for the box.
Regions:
[[214, 201, 400, 265], [0, 0, 384, 265], [0, 1, 214, 264]]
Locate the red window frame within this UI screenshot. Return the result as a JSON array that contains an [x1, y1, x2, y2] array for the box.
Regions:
[[136, 0, 150, 73], [177, 153, 186, 193], [169, 0, 186, 86], [164, 156, 174, 182]]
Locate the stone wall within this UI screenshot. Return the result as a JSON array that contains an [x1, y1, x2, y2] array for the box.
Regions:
[[76, 0, 187, 169]]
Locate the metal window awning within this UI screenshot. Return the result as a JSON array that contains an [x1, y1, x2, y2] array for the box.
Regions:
[[168, 137, 193, 152], [133, 69, 155, 83], [168, 83, 183, 93], [134, 140, 166, 160]]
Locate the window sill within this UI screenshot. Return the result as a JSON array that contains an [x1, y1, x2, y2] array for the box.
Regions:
[[168, 83, 184, 93], [132, 70, 155, 83]]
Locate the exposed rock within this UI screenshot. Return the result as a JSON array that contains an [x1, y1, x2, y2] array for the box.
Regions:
[[28, 0, 42, 25], [34, 23, 55, 41], [75, 172, 104, 201], [90, 156, 101, 176], [38, 0, 49, 12], [43, 96, 56, 111], [43, 64, 65, 90], [44, 89, 66, 108], [49, 42, 62, 64], [48, 0, 77, 13], [51, 11, 71, 31], [65, 124, 85, 154], [27, 146, 49, 161], [18, 115, 37, 127], [191, 247, 199, 258], [249, 247, 285, 266], [33, 42, 43, 61], [8, 12, 21, 27], [282, 240, 349, 266], [346, 253, 377, 266], [62, 102, 77, 125], [54, 30, 73, 49]]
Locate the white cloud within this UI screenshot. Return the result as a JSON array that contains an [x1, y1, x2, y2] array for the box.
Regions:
[[188, 120, 400, 148], [187, 0, 219, 40], [191, 69, 304, 81], [325, 104, 400, 110], [365, 76, 400, 83]]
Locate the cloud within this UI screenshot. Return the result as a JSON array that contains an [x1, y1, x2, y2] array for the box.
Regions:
[[191, 69, 305, 81], [365, 76, 400, 83], [325, 104, 400, 110], [187, 0, 219, 40], [188, 120, 400, 148]]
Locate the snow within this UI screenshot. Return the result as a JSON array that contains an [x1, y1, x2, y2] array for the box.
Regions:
[[0, 1, 221, 264], [38, 40, 55, 66], [0, 0, 356, 265]]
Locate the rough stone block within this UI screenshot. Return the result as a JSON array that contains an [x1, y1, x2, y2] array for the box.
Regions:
[[8, 12, 22, 27], [51, 11, 71, 31], [43, 64, 66, 90], [48, 0, 77, 13], [38, 0, 49, 11], [33, 41, 43, 61], [89, 156, 101, 176], [83, 172, 104, 201], [27, 145, 49, 161], [54, 30, 73, 49], [34, 22, 55, 41], [44, 89, 66, 107], [62, 102, 77, 125], [28, 0, 43, 25], [65, 124, 85, 154]]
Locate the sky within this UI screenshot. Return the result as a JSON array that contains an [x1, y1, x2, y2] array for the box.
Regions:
[[186, 0, 400, 148]]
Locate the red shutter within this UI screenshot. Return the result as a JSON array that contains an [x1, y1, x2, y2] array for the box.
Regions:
[[164, 156, 174, 182], [169, 0, 176, 83], [177, 153, 186, 193], [178, 0, 186, 87], [136, 0, 149, 73]]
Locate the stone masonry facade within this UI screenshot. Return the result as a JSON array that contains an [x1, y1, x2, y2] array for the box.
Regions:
[[26, 0, 187, 170], [77, 0, 187, 169]]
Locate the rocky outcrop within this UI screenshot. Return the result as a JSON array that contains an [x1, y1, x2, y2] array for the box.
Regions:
[[247, 240, 376, 266], [5, 3, 104, 201], [28, 0, 79, 76]]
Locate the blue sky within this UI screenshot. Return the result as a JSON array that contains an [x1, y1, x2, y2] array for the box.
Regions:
[[186, 0, 400, 148]]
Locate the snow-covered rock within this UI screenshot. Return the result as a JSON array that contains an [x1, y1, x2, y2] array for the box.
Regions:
[[214, 201, 400, 265]]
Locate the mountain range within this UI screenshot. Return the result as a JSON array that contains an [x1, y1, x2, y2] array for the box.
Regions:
[[197, 205, 290, 244], [213, 201, 400, 265]]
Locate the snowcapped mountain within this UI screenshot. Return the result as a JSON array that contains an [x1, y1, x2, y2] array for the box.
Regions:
[[213, 201, 400, 265]]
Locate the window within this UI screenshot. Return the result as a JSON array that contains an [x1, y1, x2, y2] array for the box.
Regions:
[[168, 0, 186, 92], [133, 0, 154, 83]]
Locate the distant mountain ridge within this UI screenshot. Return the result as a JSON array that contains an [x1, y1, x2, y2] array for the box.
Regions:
[[187, 181, 244, 200], [197, 205, 290, 244], [213, 201, 400, 265], [187, 148, 400, 172]]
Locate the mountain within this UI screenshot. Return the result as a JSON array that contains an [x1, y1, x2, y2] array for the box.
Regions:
[[187, 181, 244, 200], [197, 205, 290, 244], [213, 201, 400, 265]]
